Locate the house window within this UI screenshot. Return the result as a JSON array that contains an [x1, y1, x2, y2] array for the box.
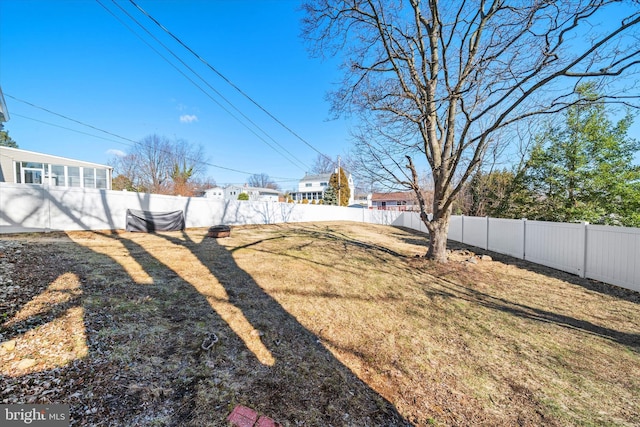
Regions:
[[68, 167, 81, 187], [83, 167, 96, 188], [51, 165, 66, 186], [320, 182, 328, 186], [305, 183, 312, 187], [24, 169, 43, 184], [96, 169, 108, 189], [16, 162, 44, 184]]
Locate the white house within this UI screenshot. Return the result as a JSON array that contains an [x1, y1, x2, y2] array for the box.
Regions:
[[0, 146, 113, 190], [224, 184, 282, 202], [289, 173, 356, 205], [202, 186, 225, 199]]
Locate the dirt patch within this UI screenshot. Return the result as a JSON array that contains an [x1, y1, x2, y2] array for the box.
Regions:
[[1, 222, 639, 426]]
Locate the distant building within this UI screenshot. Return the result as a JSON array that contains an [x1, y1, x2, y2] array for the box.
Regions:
[[202, 186, 225, 199], [289, 173, 355, 205], [371, 191, 420, 211], [0, 146, 113, 190], [224, 184, 282, 202]]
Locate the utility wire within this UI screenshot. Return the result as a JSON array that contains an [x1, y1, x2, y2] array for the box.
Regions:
[[7, 94, 138, 145], [96, 0, 309, 173], [12, 113, 130, 145], [6, 94, 297, 180], [128, 0, 336, 167]]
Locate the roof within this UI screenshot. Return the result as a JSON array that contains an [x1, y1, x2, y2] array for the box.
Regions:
[[0, 146, 112, 169], [300, 173, 331, 182], [225, 184, 283, 195], [371, 191, 417, 202]]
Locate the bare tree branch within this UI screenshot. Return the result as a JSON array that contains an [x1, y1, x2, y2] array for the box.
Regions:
[[303, 0, 640, 261]]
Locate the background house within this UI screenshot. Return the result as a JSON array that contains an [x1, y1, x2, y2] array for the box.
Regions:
[[202, 186, 225, 199], [371, 191, 418, 211], [0, 146, 113, 190], [289, 173, 355, 205], [224, 184, 281, 202]]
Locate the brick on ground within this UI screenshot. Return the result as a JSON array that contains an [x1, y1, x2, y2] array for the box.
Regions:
[[227, 405, 258, 427]]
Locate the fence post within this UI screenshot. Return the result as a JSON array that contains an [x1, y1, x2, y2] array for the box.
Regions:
[[522, 218, 527, 260], [581, 222, 589, 279], [44, 184, 51, 233], [486, 216, 490, 250]]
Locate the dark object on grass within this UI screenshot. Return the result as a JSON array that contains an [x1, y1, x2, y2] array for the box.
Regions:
[[207, 225, 231, 238], [126, 209, 185, 232]]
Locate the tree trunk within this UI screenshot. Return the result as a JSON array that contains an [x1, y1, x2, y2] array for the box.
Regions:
[[424, 209, 451, 263]]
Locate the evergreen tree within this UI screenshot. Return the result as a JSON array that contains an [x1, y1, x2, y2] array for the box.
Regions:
[[170, 161, 194, 196], [329, 167, 350, 206], [0, 130, 18, 148], [519, 83, 640, 226], [323, 186, 338, 205]]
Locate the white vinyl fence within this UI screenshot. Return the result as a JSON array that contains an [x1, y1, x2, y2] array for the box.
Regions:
[[395, 213, 640, 293], [0, 182, 402, 233], [1, 182, 638, 293]]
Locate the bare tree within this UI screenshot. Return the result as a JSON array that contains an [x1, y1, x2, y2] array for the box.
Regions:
[[310, 153, 337, 174], [247, 173, 280, 190], [303, 0, 640, 261], [110, 134, 207, 195]]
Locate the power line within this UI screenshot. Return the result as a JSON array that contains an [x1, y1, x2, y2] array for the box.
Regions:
[[7, 94, 138, 145], [127, 0, 336, 167], [96, 0, 310, 173], [6, 94, 298, 180], [11, 114, 130, 145]]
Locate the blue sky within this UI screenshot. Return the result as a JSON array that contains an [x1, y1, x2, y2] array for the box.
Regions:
[[1, 1, 639, 190], [0, 0, 351, 189]]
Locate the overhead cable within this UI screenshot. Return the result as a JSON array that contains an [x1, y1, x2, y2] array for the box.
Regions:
[[96, 0, 309, 172], [127, 0, 336, 167], [6, 94, 297, 180]]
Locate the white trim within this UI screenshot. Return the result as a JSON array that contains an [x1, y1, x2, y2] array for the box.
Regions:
[[0, 146, 112, 170]]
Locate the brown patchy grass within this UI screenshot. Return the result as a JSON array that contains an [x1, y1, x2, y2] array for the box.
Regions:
[[1, 222, 638, 426]]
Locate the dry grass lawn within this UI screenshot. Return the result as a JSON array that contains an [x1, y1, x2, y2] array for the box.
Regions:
[[1, 222, 638, 426]]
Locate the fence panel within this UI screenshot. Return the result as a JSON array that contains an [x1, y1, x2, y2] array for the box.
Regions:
[[2, 183, 640, 293], [585, 225, 640, 292], [395, 212, 429, 233], [488, 218, 525, 259], [525, 221, 586, 276], [462, 216, 488, 249], [0, 184, 47, 232], [448, 216, 463, 242]]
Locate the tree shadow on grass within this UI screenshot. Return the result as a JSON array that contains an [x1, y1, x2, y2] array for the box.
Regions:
[[1, 232, 264, 425], [4, 227, 413, 425], [424, 275, 640, 352], [445, 239, 640, 305], [392, 226, 640, 305], [155, 230, 411, 426], [389, 227, 640, 351]]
